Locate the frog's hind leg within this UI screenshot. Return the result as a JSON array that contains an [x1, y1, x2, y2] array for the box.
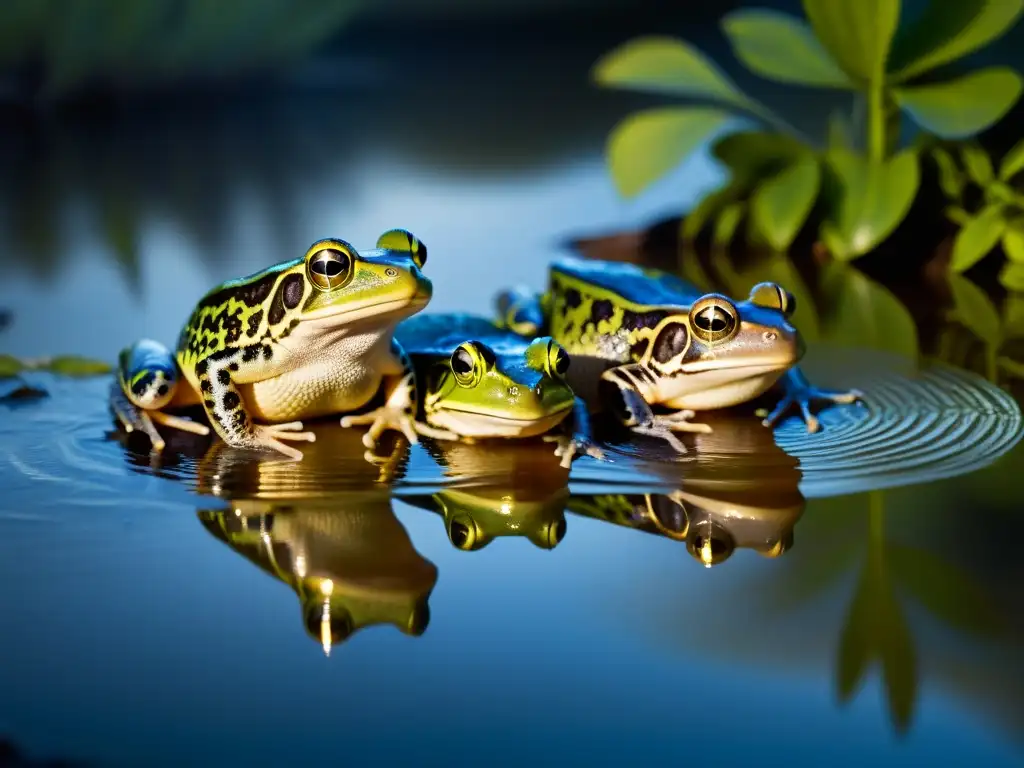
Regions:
[[194, 350, 315, 461], [761, 367, 864, 433], [494, 287, 547, 337]]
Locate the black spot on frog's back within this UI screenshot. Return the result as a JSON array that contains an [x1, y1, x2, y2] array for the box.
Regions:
[[591, 299, 614, 324]]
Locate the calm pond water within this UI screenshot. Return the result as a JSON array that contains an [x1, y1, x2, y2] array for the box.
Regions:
[[2, 23, 1024, 768]]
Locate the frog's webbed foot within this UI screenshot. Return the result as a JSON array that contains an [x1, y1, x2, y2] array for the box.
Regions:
[[251, 422, 317, 461], [341, 373, 456, 449], [761, 369, 864, 433], [543, 433, 605, 468]]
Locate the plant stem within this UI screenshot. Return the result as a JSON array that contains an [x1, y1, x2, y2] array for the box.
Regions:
[[867, 79, 886, 162]]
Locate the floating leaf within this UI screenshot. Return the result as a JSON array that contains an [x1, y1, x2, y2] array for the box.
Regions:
[[0, 354, 25, 378], [803, 0, 900, 84], [751, 156, 821, 250], [606, 107, 734, 198], [950, 204, 1007, 272], [893, 68, 1023, 139], [889, 0, 1024, 82], [722, 9, 851, 88], [711, 130, 808, 182], [42, 355, 113, 377], [819, 261, 919, 361], [960, 144, 995, 186], [823, 150, 921, 260], [592, 36, 752, 110], [998, 136, 1024, 180], [999, 262, 1024, 291], [948, 272, 1002, 343], [1003, 226, 1024, 263]]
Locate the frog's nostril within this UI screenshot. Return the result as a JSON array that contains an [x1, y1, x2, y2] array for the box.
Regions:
[[763, 331, 777, 342]]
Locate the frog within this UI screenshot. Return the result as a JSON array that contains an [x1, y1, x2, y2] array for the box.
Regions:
[[394, 312, 603, 467], [110, 229, 452, 461], [494, 256, 863, 452], [198, 496, 437, 655]]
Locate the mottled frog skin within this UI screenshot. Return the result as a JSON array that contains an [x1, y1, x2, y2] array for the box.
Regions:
[[495, 256, 862, 452], [395, 313, 603, 467], [111, 229, 447, 460]]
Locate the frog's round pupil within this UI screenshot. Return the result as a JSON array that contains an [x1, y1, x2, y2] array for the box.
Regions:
[[452, 348, 475, 375]]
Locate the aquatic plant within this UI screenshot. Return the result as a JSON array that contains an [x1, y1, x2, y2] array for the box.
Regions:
[[593, 0, 1024, 260], [0, 0, 362, 99]]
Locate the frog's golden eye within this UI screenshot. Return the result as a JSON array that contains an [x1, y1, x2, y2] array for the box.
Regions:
[[689, 296, 738, 344], [307, 245, 354, 291], [748, 282, 796, 317], [447, 514, 489, 550], [450, 341, 495, 387]]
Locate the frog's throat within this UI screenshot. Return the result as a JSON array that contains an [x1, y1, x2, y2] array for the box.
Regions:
[[301, 295, 429, 324], [428, 404, 573, 438], [676, 358, 796, 375]]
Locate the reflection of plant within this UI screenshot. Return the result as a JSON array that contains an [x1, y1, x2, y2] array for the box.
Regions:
[[593, 1, 1023, 259], [0, 0, 361, 98]]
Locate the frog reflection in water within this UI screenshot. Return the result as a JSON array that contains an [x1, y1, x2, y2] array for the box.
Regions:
[[495, 257, 863, 453], [110, 229, 447, 462], [199, 497, 437, 654], [406, 435, 572, 551]]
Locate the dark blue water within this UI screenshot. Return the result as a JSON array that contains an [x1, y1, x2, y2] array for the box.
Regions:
[[2, 26, 1024, 768]]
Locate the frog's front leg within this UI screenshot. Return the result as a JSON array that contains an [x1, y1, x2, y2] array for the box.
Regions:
[[195, 352, 316, 461], [340, 339, 458, 450], [761, 367, 864, 433], [544, 396, 606, 468], [599, 365, 711, 453]]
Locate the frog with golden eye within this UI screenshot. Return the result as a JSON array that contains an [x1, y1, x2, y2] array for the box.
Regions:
[[494, 256, 863, 452], [110, 229, 452, 460]]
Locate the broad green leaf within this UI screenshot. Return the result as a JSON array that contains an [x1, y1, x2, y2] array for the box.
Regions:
[[819, 262, 919, 362], [712, 202, 746, 248], [999, 262, 1024, 291], [893, 68, 1023, 139], [823, 149, 921, 259], [803, 0, 901, 84], [960, 144, 995, 185], [722, 9, 851, 88], [711, 130, 808, 182], [888, 544, 1003, 635], [985, 180, 1018, 205], [1003, 226, 1024, 263], [42, 355, 113, 377], [998, 136, 1024, 180], [0, 354, 24, 378], [681, 181, 745, 241], [751, 157, 821, 250], [930, 146, 965, 200], [950, 204, 1007, 272], [592, 36, 752, 110], [947, 272, 1002, 343], [944, 206, 971, 226], [889, 0, 1024, 82], [606, 107, 734, 198]]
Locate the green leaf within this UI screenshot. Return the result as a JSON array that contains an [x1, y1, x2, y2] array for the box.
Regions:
[[950, 204, 1007, 272], [889, 0, 1024, 82], [606, 107, 734, 198], [592, 36, 752, 110], [711, 130, 808, 182], [823, 149, 921, 259], [888, 544, 1004, 635], [750, 156, 821, 250], [681, 182, 745, 241], [712, 202, 746, 248], [802, 0, 901, 84], [948, 272, 1002, 343], [944, 206, 971, 226], [827, 110, 854, 152], [819, 262, 919, 361], [960, 144, 995, 185], [998, 136, 1024, 180], [0, 354, 25, 378], [42, 355, 113, 377], [722, 9, 851, 88], [893, 67, 1023, 139], [999, 261, 1024, 291], [1004, 227, 1024, 263], [930, 146, 966, 200]]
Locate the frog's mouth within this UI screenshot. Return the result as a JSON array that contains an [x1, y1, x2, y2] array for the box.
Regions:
[[429, 404, 573, 438], [302, 295, 430, 324]]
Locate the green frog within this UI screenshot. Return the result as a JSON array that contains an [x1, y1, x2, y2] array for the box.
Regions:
[[110, 229, 452, 460], [199, 495, 437, 655], [394, 313, 602, 467], [495, 256, 862, 452]]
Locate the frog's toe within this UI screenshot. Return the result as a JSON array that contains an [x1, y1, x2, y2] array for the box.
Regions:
[[413, 422, 460, 442], [346, 408, 420, 448], [550, 433, 606, 467], [252, 425, 309, 460], [633, 425, 689, 454], [762, 386, 862, 432], [654, 412, 713, 434]]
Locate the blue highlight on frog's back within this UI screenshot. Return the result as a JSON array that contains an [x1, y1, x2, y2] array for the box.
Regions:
[[120, 338, 178, 394]]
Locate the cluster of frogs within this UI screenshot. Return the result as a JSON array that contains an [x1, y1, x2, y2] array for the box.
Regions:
[[110, 228, 863, 466]]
